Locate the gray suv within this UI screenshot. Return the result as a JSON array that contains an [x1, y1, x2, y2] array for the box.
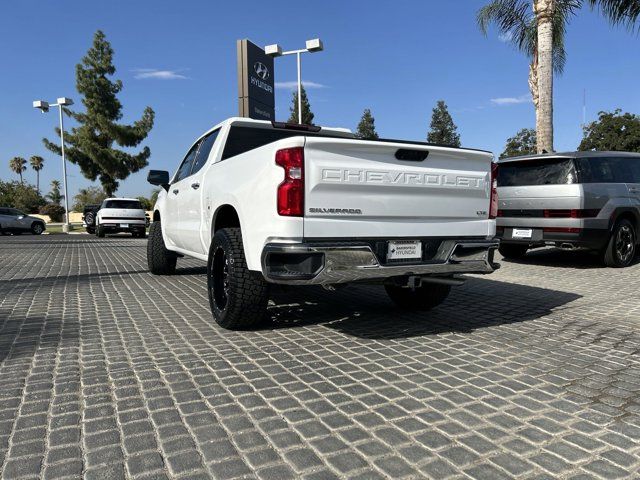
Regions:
[[496, 151, 640, 267], [0, 208, 46, 235]]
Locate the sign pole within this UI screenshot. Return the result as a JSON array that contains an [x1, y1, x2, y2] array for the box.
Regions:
[[297, 51, 302, 124]]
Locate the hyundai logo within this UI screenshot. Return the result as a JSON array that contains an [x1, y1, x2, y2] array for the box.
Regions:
[[253, 62, 269, 80]]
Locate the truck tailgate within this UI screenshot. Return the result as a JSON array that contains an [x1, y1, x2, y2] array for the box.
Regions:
[[303, 137, 494, 238]]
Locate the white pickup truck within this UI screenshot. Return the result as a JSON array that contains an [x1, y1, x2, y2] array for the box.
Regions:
[[147, 118, 499, 329]]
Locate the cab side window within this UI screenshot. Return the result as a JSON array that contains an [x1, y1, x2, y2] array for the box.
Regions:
[[577, 157, 629, 183], [174, 141, 201, 183], [611, 158, 633, 183], [191, 130, 220, 175], [628, 158, 640, 183]]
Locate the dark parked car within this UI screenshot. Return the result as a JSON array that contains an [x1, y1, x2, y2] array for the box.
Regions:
[[0, 208, 46, 235]]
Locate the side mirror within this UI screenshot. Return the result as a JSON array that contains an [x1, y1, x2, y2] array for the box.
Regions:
[[147, 170, 170, 191]]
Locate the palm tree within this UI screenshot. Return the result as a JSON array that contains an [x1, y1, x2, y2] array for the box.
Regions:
[[47, 180, 64, 205], [30, 156, 44, 193], [478, 0, 640, 153], [9, 157, 27, 184]]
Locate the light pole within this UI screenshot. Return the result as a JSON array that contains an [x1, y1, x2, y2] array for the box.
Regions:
[[265, 39, 323, 124], [33, 97, 74, 232]]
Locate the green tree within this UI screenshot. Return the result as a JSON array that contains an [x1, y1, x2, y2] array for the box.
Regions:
[[39, 204, 65, 222], [287, 85, 315, 124], [478, 0, 640, 154], [578, 109, 640, 152], [46, 180, 64, 206], [43, 30, 155, 196], [427, 101, 461, 147], [0, 181, 19, 208], [72, 186, 108, 212], [150, 188, 160, 207], [0, 181, 45, 213], [356, 109, 379, 140], [136, 196, 153, 211], [500, 128, 537, 158], [29, 156, 44, 193], [9, 157, 27, 184]]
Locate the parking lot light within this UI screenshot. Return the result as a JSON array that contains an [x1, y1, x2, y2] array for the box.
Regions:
[[264, 44, 283, 57], [33, 97, 73, 233], [264, 39, 324, 124], [305, 38, 323, 52]]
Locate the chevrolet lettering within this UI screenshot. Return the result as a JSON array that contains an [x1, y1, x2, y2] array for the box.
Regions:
[[321, 168, 484, 189], [147, 118, 499, 330]]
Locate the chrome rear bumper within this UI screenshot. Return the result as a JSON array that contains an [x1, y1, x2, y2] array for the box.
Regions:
[[261, 239, 499, 285]]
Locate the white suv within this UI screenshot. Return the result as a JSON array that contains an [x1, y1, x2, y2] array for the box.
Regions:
[[95, 198, 147, 238]]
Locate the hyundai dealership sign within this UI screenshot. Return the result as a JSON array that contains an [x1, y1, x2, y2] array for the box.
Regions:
[[237, 39, 275, 121]]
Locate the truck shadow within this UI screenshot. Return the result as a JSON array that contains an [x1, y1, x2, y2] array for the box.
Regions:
[[500, 247, 640, 269], [266, 278, 581, 340]]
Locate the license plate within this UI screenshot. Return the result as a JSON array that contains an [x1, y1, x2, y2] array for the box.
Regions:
[[512, 228, 533, 239], [387, 240, 422, 261], [120, 223, 129, 228]]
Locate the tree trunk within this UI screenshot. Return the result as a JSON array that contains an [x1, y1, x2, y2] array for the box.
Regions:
[[36, 171, 40, 194], [534, 0, 554, 153], [528, 57, 539, 138]]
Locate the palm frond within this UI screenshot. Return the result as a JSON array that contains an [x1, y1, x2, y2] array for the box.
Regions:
[[549, 0, 580, 73], [588, 0, 640, 30], [477, 0, 534, 55]]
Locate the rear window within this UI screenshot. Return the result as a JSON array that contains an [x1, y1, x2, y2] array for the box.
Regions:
[[102, 200, 143, 210], [498, 158, 577, 187], [221, 126, 348, 160]]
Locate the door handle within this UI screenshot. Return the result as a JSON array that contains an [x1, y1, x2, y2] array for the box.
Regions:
[[191, 183, 200, 190], [172, 189, 179, 195]]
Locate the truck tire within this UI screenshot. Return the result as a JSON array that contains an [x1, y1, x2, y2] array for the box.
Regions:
[[498, 243, 528, 259], [385, 283, 451, 311], [31, 222, 45, 235], [603, 219, 636, 268], [147, 222, 177, 274], [96, 225, 106, 238], [207, 227, 269, 330]]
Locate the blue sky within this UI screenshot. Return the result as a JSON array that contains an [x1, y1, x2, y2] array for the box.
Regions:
[[1, 0, 639, 200]]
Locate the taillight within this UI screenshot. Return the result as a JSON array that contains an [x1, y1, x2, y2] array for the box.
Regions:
[[543, 209, 600, 218], [543, 227, 581, 233], [489, 162, 499, 219], [275, 147, 304, 216]]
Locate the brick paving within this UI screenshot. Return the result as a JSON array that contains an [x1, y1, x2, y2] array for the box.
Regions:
[[0, 235, 639, 479]]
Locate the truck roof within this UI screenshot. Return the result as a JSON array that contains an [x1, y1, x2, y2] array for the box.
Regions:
[[195, 117, 492, 155], [228, 117, 355, 137]]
